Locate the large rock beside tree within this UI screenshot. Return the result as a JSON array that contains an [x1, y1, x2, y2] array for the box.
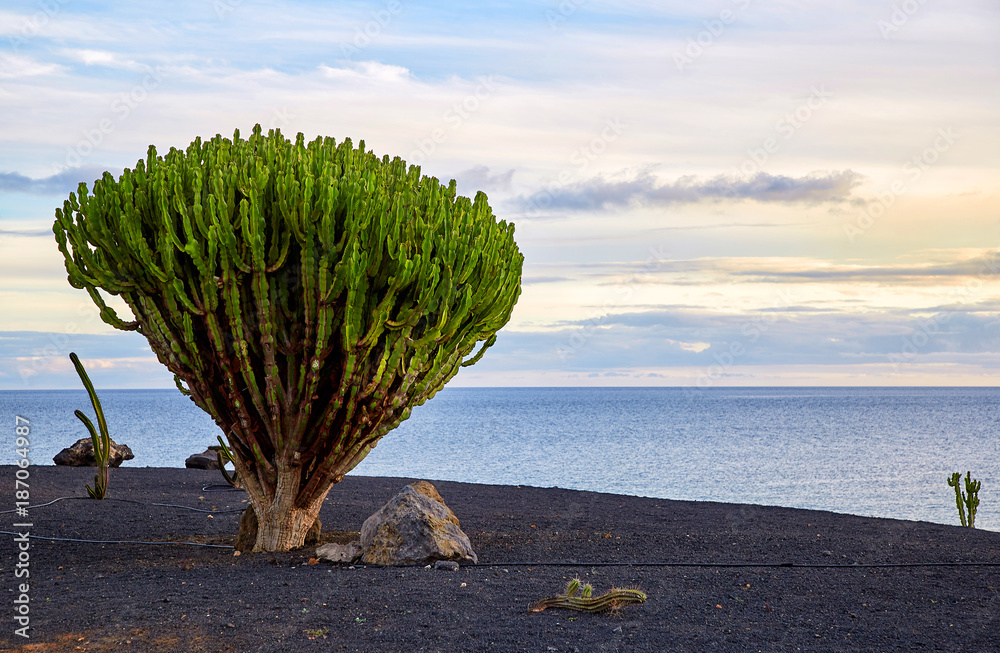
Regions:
[[53, 437, 134, 467], [360, 481, 478, 566]]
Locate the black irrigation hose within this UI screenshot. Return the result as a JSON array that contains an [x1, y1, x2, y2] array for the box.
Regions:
[[0, 494, 246, 515], [471, 561, 1000, 569], [3, 531, 997, 566], [0, 530, 234, 548], [110, 497, 246, 514], [4, 494, 998, 567], [0, 491, 246, 547], [202, 483, 245, 493]]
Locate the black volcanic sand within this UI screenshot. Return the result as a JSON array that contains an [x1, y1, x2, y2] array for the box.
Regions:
[[1, 466, 998, 652]]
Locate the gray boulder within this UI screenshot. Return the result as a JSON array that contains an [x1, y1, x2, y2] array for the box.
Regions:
[[359, 480, 478, 566], [53, 437, 134, 467], [185, 448, 221, 470]]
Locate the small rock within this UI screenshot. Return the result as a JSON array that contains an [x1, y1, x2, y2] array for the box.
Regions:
[[53, 437, 134, 467], [821, 550, 833, 557], [612, 626, 623, 633], [434, 560, 460, 571], [316, 542, 361, 563]]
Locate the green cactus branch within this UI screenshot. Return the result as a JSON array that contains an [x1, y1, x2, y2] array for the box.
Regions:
[[529, 578, 647, 614], [53, 126, 523, 551]]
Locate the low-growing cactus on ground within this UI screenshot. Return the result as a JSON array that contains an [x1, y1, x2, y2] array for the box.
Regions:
[[529, 578, 647, 614], [948, 471, 980, 528]]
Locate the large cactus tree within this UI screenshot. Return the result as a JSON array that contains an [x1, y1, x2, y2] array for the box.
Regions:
[[53, 126, 522, 552]]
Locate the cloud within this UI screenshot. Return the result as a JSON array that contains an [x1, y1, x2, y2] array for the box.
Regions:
[[319, 61, 411, 83], [0, 227, 52, 237], [0, 330, 171, 389], [0, 53, 63, 78], [476, 303, 1000, 375], [0, 166, 119, 196], [452, 165, 515, 196], [518, 169, 865, 212], [582, 251, 1000, 287], [732, 255, 1000, 284], [522, 276, 573, 285]]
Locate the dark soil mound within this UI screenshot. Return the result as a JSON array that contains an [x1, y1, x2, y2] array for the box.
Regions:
[[2, 466, 997, 652]]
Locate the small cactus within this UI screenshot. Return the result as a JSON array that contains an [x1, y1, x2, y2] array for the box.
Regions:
[[529, 578, 647, 614], [69, 352, 112, 500], [948, 471, 981, 528]]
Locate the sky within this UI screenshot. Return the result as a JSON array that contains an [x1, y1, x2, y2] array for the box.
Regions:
[[1, 0, 998, 389]]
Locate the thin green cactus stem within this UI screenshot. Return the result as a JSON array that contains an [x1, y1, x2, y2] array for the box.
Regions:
[[70, 352, 112, 500], [215, 435, 241, 488], [529, 579, 647, 614], [963, 471, 980, 528], [947, 472, 966, 527]]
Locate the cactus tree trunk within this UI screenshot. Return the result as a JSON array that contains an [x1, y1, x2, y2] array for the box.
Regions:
[[53, 126, 522, 552], [237, 462, 331, 552]]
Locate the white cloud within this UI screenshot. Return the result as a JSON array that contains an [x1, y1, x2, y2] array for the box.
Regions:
[[0, 53, 63, 78], [62, 48, 120, 67], [318, 60, 412, 83]]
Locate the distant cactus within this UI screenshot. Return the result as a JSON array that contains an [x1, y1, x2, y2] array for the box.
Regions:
[[53, 126, 522, 551], [947, 471, 980, 528], [69, 352, 112, 500], [529, 578, 647, 614]]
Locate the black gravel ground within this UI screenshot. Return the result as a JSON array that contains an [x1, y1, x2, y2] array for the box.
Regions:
[[1, 465, 998, 652]]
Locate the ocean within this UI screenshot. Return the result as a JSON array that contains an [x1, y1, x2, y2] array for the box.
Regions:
[[2, 386, 997, 531]]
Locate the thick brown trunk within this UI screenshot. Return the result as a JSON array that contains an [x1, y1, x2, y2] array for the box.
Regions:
[[233, 460, 334, 552]]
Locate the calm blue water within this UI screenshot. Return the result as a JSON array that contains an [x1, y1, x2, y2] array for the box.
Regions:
[[1, 387, 997, 531]]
